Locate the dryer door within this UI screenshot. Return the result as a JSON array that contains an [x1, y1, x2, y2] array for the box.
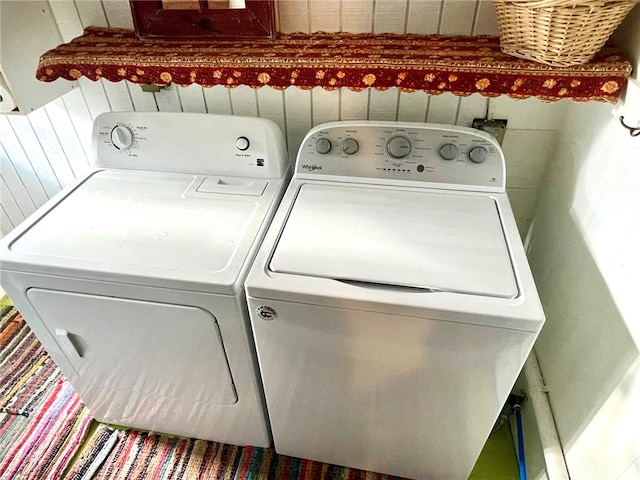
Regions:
[[270, 183, 518, 299], [26, 289, 238, 434]]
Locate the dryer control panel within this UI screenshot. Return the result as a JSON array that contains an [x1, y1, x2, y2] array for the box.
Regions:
[[93, 112, 289, 179], [295, 121, 505, 192]]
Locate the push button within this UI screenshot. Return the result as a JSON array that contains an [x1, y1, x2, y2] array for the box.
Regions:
[[236, 136, 250, 151]]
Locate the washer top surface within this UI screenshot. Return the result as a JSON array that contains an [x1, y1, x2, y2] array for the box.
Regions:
[[270, 183, 518, 299]]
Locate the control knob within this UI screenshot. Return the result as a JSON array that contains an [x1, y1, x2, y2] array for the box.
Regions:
[[439, 143, 458, 160], [469, 146, 488, 163], [342, 138, 359, 155], [315, 137, 332, 154], [110, 125, 134, 150], [386, 136, 411, 158]]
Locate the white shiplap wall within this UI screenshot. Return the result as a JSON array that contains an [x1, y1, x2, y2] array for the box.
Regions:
[[0, 0, 564, 237]]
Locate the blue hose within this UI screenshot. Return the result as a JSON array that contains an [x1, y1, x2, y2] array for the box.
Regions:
[[515, 408, 527, 480]]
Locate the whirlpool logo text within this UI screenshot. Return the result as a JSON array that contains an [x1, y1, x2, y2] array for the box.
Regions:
[[301, 164, 323, 172]]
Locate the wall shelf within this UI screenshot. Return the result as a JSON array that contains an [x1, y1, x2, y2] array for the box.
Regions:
[[37, 27, 632, 103]]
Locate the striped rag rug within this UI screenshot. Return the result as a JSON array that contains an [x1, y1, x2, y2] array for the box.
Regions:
[[66, 424, 409, 480], [0, 303, 93, 479]]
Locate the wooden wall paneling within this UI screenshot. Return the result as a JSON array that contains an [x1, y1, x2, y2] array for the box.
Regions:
[[0, 176, 24, 232], [101, 0, 135, 29], [71, 0, 121, 118], [44, 98, 90, 178], [340, 0, 374, 33], [102, 80, 134, 112], [27, 109, 76, 187], [154, 85, 183, 112], [284, 87, 312, 161], [368, 88, 400, 120], [311, 87, 340, 125], [7, 115, 62, 198], [456, 93, 488, 126], [77, 78, 112, 120], [397, 91, 429, 122], [1, 204, 15, 237], [0, 117, 50, 206], [256, 88, 287, 140], [127, 83, 160, 112], [439, 0, 477, 35], [229, 86, 259, 117], [203, 86, 233, 115], [0, 144, 37, 219], [309, 0, 341, 32], [73, 0, 109, 28], [473, 0, 500, 35], [277, 0, 311, 33], [48, 0, 85, 41], [49, 1, 112, 122], [0, 1, 76, 113], [177, 85, 207, 113], [373, 0, 408, 34], [61, 88, 95, 160], [406, 0, 442, 35], [339, 89, 370, 120], [426, 92, 460, 124]]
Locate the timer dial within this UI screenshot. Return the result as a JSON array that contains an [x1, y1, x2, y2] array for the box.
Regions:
[[110, 125, 134, 150], [386, 136, 411, 159]]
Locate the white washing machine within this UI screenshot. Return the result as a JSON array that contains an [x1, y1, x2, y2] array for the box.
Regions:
[[0, 112, 290, 447], [245, 121, 545, 478]]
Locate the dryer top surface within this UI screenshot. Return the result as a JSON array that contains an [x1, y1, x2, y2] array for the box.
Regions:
[[4, 169, 282, 293]]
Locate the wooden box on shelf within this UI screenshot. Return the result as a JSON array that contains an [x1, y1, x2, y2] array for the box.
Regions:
[[129, 0, 276, 39]]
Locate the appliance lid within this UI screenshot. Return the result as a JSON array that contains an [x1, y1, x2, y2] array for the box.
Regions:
[[8, 169, 269, 292], [269, 184, 518, 299]]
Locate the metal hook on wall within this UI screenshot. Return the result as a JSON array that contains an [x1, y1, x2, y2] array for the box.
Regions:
[[619, 116, 640, 137]]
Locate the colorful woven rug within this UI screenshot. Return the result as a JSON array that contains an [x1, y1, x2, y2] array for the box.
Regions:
[[0, 304, 93, 479], [66, 424, 408, 480]]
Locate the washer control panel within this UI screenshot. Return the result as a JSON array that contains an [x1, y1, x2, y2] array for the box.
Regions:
[[93, 112, 289, 178], [296, 121, 505, 191]]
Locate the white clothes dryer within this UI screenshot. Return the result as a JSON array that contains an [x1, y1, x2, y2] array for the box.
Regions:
[[245, 121, 545, 478], [0, 112, 290, 447]]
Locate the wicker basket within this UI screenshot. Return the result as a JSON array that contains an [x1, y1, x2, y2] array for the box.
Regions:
[[493, 0, 639, 66]]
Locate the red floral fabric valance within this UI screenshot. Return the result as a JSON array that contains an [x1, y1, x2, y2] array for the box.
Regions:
[[37, 27, 632, 103]]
